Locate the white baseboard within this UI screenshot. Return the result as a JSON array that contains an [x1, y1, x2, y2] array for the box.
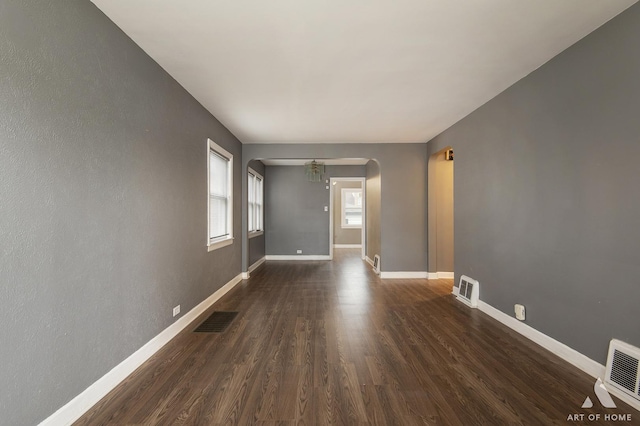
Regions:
[[477, 301, 605, 378], [333, 244, 362, 248], [39, 273, 244, 426], [265, 255, 331, 261], [427, 271, 455, 279], [477, 300, 640, 412], [242, 256, 266, 279], [365, 256, 374, 267], [249, 256, 266, 272], [380, 271, 428, 279]]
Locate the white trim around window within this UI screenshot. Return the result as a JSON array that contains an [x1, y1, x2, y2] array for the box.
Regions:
[[248, 167, 264, 238], [207, 139, 233, 252]]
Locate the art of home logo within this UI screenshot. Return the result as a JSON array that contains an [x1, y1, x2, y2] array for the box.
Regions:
[[566, 378, 633, 422]]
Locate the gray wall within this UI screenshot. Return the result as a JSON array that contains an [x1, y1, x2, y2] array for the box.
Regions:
[[333, 181, 362, 245], [247, 160, 266, 267], [243, 145, 427, 272], [427, 149, 454, 272], [264, 165, 365, 256], [249, 233, 266, 266], [366, 160, 382, 262], [427, 3, 640, 364], [0, 2, 242, 424]]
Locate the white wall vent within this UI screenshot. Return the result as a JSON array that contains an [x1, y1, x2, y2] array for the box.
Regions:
[[372, 255, 380, 275], [605, 339, 640, 402], [456, 275, 479, 308]]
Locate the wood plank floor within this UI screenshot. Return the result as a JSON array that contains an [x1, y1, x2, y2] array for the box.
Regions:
[[76, 249, 639, 425]]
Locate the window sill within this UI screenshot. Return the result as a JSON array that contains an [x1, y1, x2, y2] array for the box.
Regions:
[[208, 237, 234, 252], [249, 230, 264, 239]]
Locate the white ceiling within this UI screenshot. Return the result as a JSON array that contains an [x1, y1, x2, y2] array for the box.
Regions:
[[92, 0, 635, 144]]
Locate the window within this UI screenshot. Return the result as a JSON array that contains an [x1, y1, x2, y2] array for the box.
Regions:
[[248, 168, 263, 236], [208, 139, 233, 251], [342, 188, 363, 228]]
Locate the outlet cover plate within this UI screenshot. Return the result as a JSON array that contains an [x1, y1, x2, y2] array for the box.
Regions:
[[514, 304, 525, 321]]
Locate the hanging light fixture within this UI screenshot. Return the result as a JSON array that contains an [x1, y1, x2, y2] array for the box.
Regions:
[[304, 159, 325, 182]]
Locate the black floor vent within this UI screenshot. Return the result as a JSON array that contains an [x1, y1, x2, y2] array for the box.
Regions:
[[194, 311, 238, 333]]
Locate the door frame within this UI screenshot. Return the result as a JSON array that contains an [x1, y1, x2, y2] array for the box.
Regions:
[[329, 177, 366, 260]]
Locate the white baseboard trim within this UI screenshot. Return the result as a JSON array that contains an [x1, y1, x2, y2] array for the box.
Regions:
[[427, 271, 455, 279], [365, 256, 374, 267], [380, 271, 428, 279], [333, 244, 362, 248], [477, 300, 640, 412], [39, 273, 244, 426], [265, 255, 331, 261], [477, 300, 605, 378], [249, 256, 266, 272], [242, 256, 266, 279]]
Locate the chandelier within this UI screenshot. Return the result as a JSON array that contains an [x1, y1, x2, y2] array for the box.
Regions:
[[304, 160, 325, 182]]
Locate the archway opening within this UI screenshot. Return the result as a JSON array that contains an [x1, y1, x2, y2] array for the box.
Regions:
[[428, 147, 454, 282]]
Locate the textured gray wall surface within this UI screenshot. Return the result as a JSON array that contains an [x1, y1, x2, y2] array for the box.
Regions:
[[0, 2, 242, 424], [248, 234, 266, 266], [265, 166, 330, 256], [247, 160, 266, 266], [264, 166, 365, 256], [365, 160, 382, 262], [333, 181, 362, 245], [427, 3, 640, 363], [243, 145, 426, 271]]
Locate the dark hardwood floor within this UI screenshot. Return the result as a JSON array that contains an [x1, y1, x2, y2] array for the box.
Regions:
[[76, 249, 639, 425]]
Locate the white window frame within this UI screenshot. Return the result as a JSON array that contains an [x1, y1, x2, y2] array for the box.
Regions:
[[207, 139, 233, 252], [248, 168, 264, 238], [341, 187, 363, 229]]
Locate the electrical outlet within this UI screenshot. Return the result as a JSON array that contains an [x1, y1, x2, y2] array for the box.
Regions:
[[324, 206, 328, 212], [514, 304, 525, 321], [297, 249, 302, 254], [173, 305, 181, 317]]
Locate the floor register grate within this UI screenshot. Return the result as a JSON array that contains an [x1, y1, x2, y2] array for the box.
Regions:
[[194, 311, 238, 333]]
